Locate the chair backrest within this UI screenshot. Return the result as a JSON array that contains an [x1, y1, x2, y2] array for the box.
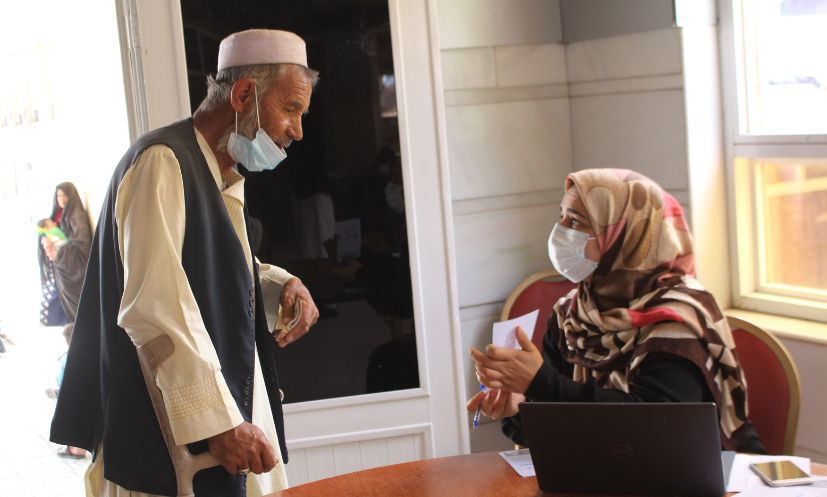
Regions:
[[727, 316, 801, 455], [501, 269, 577, 350]]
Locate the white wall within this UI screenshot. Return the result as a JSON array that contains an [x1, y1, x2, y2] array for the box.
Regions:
[[436, 0, 569, 453], [778, 338, 827, 463], [560, 0, 674, 42]]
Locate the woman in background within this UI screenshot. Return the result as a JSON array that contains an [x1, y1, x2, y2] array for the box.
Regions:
[[38, 182, 92, 328], [467, 169, 765, 453], [37, 181, 92, 459]]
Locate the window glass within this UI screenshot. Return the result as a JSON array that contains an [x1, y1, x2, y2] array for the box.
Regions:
[[742, 0, 827, 135], [760, 162, 827, 291], [180, 0, 419, 404]]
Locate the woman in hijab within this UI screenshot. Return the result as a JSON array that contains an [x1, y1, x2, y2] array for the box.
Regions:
[[39, 182, 92, 328], [467, 169, 765, 453], [38, 182, 92, 458]]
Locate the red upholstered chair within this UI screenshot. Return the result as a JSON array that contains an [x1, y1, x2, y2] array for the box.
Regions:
[[727, 316, 801, 455], [500, 269, 578, 350]]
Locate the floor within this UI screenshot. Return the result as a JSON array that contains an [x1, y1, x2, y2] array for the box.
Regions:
[[0, 324, 88, 497]]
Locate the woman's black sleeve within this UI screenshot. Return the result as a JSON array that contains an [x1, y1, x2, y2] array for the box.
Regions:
[[500, 324, 710, 446]]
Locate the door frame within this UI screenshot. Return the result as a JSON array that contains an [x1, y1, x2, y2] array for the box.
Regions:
[[114, 0, 470, 462]]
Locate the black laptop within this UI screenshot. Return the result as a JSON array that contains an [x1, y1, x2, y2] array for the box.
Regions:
[[519, 403, 726, 496]]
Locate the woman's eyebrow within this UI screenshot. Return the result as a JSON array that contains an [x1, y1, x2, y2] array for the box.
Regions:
[[566, 207, 587, 219]]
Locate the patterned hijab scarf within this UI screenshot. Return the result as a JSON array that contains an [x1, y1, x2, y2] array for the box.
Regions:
[[550, 169, 748, 449]]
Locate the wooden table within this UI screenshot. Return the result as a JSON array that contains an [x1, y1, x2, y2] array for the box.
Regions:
[[266, 452, 827, 497]]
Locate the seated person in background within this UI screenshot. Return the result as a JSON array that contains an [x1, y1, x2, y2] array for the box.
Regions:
[[467, 169, 766, 454], [37, 218, 69, 250]]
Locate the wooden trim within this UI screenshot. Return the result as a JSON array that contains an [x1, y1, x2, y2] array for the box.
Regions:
[[726, 315, 802, 455], [499, 269, 563, 323]]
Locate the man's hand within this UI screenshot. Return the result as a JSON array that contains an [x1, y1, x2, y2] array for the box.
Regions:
[[466, 388, 524, 420], [469, 327, 544, 394], [207, 422, 277, 475], [276, 278, 319, 348]]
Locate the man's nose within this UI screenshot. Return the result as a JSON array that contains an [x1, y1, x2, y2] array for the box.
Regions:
[[287, 119, 303, 141]]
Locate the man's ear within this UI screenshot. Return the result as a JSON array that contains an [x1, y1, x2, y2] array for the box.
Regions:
[[230, 78, 256, 113]]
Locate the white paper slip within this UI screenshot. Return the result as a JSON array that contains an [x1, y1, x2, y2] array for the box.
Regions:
[[492, 309, 539, 351], [500, 448, 535, 477], [728, 455, 812, 492]]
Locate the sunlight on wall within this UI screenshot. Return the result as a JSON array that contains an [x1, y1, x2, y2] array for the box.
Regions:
[[0, 0, 129, 326]]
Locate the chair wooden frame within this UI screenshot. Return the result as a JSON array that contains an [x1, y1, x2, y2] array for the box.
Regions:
[[726, 316, 802, 455], [500, 269, 564, 323]]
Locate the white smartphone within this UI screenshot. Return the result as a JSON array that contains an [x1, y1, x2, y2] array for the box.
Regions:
[[750, 460, 815, 487]]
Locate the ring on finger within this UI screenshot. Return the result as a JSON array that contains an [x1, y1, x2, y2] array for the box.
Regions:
[[238, 467, 250, 476]]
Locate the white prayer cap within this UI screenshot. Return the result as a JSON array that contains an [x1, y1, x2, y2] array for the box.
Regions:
[[217, 29, 308, 71]]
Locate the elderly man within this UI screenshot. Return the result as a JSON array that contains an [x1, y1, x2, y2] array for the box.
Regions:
[[50, 30, 320, 497]]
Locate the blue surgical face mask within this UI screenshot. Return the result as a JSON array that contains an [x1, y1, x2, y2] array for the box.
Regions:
[[548, 223, 598, 283], [227, 86, 287, 172]]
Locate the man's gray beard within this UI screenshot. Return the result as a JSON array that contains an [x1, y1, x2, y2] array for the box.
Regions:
[[216, 108, 291, 154], [216, 107, 259, 154]]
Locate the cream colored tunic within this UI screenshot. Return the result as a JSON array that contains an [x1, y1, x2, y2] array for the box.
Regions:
[[85, 127, 289, 496]]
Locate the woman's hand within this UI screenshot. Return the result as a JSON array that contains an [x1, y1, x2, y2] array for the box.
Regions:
[[466, 389, 525, 420], [41, 237, 58, 261], [469, 326, 544, 395]]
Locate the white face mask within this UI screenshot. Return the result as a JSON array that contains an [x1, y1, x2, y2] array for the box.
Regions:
[[227, 86, 287, 172], [548, 223, 598, 283]]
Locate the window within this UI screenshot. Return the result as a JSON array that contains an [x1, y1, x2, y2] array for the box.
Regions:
[[757, 161, 827, 298], [740, 0, 827, 135], [724, 0, 827, 321]]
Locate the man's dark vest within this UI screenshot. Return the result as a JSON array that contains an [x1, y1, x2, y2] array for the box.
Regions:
[[50, 118, 287, 497]]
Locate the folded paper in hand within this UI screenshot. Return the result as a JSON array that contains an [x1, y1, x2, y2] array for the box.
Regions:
[[492, 309, 539, 350]]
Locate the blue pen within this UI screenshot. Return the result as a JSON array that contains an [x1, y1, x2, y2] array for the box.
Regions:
[[473, 384, 485, 428]]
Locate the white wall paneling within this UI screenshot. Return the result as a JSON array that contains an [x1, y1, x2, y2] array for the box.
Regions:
[[459, 302, 505, 323], [566, 28, 682, 83], [453, 204, 559, 309], [460, 314, 501, 419], [304, 446, 335, 483], [440, 48, 496, 91], [436, 0, 562, 50], [568, 74, 684, 98], [284, 434, 426, 485], [494, 44, 568, 88], [778, 338, 827, 463], [560, 0, 675, 43], [452, 189, 565, 217], [569, 90, 689, 190], [444, 84, 569, 108], [445, 99, 573, 201]]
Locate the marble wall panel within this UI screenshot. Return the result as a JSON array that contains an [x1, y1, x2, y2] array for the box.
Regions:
[[779, 338, 827, 460], [494, 43, 568, 88], [445, 99, 572, 201], [566, 28, 682, 83], [454, 204, 557, 308], [441, 47, 496, 91], [436, 0, 562, 50], [444, 84, 569, 107], [560, 0, 674, 43], [570, 90, 688, 191], [460, 314, 501, 421]]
